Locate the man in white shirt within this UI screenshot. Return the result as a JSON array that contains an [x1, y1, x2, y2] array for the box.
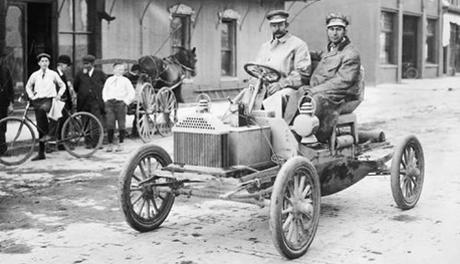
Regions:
[[102, 62, 135, 152], [25, 53, 66, 160]]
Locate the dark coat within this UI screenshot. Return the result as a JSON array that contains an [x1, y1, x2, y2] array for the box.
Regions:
[[74, 68, 106, 112], [56, 70, 72, 109], [0, 63, 14, 109], [309, 37, 361, 102]]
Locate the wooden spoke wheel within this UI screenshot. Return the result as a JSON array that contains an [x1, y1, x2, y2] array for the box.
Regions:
[[270, 157, 321, 259], [391, 135, 425, 210], [137, 83, 157, 142], [119, 144, 175, 232], [155, 87, 178, 137]]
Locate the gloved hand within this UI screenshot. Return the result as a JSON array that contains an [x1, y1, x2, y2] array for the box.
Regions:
[[267, 82, 283, 96]]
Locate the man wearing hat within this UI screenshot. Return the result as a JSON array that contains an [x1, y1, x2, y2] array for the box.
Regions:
[[47, 54, 74, 152], [74, 54, 107, 131], [253, 9, 311, 124], [25, 52, 66, 160], [306, 13, 362, 143]]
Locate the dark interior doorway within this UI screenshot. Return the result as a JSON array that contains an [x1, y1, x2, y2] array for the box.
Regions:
[[402, 15, 419, 78], [26, 2, 53, 76]]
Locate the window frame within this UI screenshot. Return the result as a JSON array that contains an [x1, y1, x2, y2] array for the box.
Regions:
[[220, 18, 237, 77], [380, 11, 397, 65], [170, 14, 191, 53], [425, 18, 437, 64]]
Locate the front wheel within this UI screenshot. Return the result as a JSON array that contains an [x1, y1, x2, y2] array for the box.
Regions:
[[270, 157, 321, 259], [0, 117, 36, 166], [61, 112, 103, 158], [119, 144, 175, 232], [391, 135, 424, 210]]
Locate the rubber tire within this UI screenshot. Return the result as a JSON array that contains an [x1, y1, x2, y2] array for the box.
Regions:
[[119, 144, 175, 232], [61, 112, 104, 158], [0, 117, 36, 166], [391, 135, 424, 210], [270, 156, 321, 259]]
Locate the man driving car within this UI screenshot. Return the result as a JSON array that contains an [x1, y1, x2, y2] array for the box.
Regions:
[[252, 9, 312, 124]]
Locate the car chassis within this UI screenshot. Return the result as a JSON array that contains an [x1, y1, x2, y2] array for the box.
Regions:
[[119, 63, 425, 259]]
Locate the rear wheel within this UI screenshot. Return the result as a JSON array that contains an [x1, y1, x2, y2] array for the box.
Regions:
[[137, 83, 156, 142], [0, 117, 35, 166], [119, 144, 175, 232], [391, 135, 424, 210], [155, 87, 177, 137], [270, 157, 321, 259], [61, 112, 103, 158]]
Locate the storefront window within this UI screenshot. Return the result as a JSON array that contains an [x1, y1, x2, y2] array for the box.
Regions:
[[380, 11, 396, 64], [221, 19, 236, 76], [171, 15, 191, 53], [426, 19, 437, 63]]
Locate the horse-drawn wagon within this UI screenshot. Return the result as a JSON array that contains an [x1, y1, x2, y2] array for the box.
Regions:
[[118, 63, 424, 259], [134, 48, 197, 141]]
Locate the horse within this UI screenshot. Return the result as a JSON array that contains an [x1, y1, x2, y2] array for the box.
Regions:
[[137, 47, 197, 103]]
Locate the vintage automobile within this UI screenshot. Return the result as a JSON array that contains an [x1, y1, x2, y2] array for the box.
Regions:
[[118, 63, 424, 259]]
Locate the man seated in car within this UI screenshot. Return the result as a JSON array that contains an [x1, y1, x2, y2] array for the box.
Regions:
[[305, 13, 362, 143], [249, 9, 311, 124]]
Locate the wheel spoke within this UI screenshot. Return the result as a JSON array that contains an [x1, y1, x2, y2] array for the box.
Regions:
[[302, 184, 311, 198], [151, 197, 159, 213], [146, 199, 151, 219], [131, 193, 143, 206], [137, 199, 146, 217], [138, 161, 148, 179], [282, 207, 293, 216], [282, 214, 293, 231]]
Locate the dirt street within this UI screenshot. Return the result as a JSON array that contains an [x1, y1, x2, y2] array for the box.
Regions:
[[1, 77, 460, 264]]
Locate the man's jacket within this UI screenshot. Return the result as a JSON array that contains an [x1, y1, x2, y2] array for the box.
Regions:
[[0, 63, 14, 108], [309, 37, 361, 102], [74, 69, 106, 112]]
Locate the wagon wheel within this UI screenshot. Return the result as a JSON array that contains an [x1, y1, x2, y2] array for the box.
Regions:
[[137, 83, 157, 142], [270, 156, 321, 259], [155, 87, 177, 137], [119, 144, 175, 232], [391, 135, 424, 210]]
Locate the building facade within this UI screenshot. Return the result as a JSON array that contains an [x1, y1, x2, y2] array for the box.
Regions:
[[443, 0, 460, 75], [287, 0, 444, 85], [1, 0, 285, 102]]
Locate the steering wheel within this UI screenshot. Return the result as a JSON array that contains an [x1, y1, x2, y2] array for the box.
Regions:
[[244, 63, 281, 83]]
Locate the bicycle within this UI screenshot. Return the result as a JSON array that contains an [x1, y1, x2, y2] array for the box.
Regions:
[[0, 96, 104, 166]]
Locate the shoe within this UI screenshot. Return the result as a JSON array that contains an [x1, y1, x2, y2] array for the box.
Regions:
[[45, 147, 54, 153], [31, 153, 46, 161], [106, 144, 113, 152], [57, 144, 66, 151], [115, 143, 123, 152]]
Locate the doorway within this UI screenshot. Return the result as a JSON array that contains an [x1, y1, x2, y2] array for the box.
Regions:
[[5, 1, 56, 96], [402, 15, 419, 78]]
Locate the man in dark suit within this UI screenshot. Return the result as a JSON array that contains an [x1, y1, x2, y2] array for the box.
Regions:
[[74, 55, 106, 127], [48, 55, 73, 151], [0, 56, 14, 155]]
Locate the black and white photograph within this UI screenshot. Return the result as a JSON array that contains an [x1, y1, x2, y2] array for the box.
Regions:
[[1, 0, 459, 263]]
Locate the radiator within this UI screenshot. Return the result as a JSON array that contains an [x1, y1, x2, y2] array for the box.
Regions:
[[173, 115, 230, 168]]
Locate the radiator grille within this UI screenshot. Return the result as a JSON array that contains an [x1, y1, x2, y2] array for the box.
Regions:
[[174, 132, 230, 168]]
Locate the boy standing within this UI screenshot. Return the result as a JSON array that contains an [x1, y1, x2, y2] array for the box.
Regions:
[[25, 53, 66, 160], [102, 63, 135, 152]]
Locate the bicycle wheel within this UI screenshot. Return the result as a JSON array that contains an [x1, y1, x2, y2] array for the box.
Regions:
[[0, 117, 36, 166], [61, 112, 103, 158]]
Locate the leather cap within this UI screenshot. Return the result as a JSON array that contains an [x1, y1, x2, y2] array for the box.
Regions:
[[326, 13, 349, 28], [82, 54, 96, 63], [36, 53, 51, 61], [266, 10, 289, 23]]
